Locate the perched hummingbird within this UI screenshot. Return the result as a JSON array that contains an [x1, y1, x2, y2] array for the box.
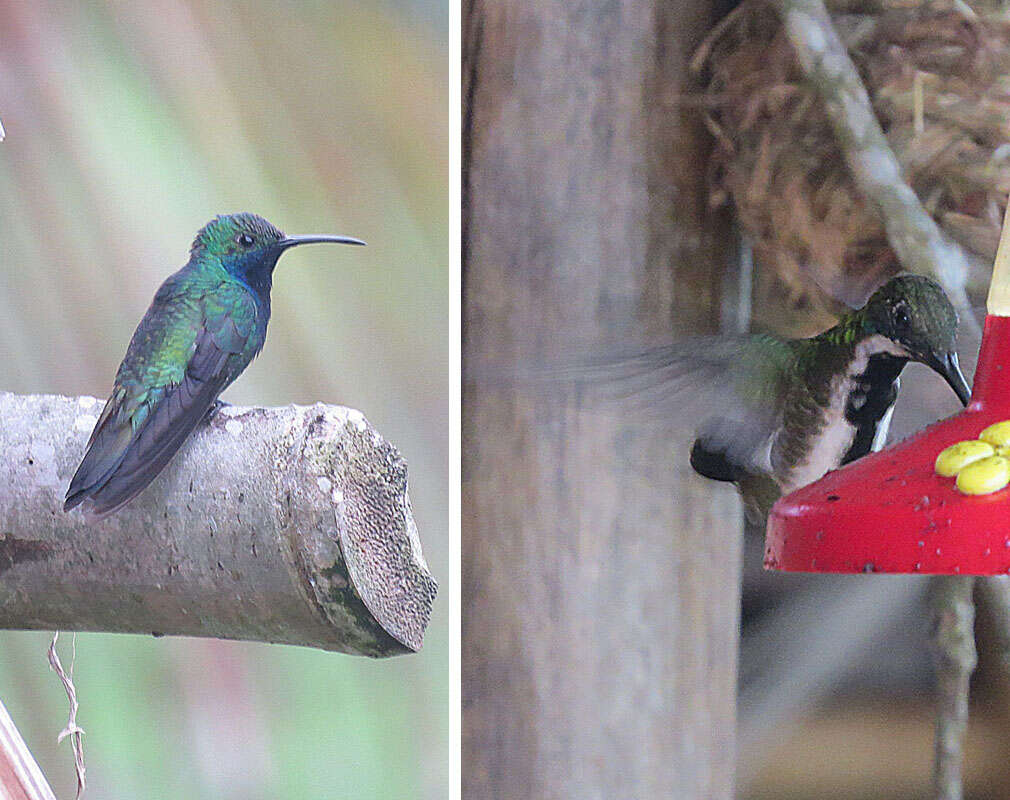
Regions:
[[582, 275, 971, 521], [64, 212, 364, 516]]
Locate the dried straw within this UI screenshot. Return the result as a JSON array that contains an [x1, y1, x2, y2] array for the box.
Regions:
[[696, 0, 1010, 329]]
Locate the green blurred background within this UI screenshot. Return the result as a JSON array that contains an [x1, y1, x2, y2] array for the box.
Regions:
[[0, 0, 448, 797]]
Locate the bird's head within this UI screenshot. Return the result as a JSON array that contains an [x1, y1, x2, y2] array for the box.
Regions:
[[190, 213, 364, 297], [862, 274, 970, 405]]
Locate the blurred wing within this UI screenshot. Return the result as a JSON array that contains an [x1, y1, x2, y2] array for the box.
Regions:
[[559, 335, 798, 476], [800, 262, 889, 312], [65, 284, 257, 516]]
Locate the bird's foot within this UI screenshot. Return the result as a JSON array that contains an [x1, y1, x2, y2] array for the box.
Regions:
[[204, 400, 230, 423]]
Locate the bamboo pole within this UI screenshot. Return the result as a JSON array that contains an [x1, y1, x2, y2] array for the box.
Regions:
[[0, 699, 58, 800]]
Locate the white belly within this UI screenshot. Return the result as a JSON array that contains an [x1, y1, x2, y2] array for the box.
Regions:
[[779, 335, 902, 494]]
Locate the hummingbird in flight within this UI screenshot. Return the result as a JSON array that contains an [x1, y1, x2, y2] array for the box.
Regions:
[[581, 274, 971, 521], [65, 212, 364, 516]]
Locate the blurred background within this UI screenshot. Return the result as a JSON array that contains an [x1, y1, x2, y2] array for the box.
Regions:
[[0, 1, 447, 798], [463, 0, 1010, 797], [700, 2, 1010, 796]]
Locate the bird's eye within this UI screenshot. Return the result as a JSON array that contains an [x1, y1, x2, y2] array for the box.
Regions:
[[893, 304, 910, 330], [237, 233, 255, 248]]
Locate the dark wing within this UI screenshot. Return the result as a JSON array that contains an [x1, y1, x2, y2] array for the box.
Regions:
[[555, 335, 798, 478], [65, 285, 257, 516]]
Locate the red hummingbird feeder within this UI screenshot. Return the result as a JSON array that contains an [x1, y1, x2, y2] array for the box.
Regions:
[[765, 209, 1010, 576]]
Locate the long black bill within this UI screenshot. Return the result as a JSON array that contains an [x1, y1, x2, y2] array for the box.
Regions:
[[278, 234, 367, 249], [927, 351, 971, 407]]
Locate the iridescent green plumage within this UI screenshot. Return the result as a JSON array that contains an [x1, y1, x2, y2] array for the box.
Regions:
[[65, 213, 364, 516]]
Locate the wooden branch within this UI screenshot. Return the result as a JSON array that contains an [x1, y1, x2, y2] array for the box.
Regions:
[[929, 575, 977, 800], [0, 392, 437, 657], [773, 0, 979, 336], [978, 575, 1010, 668]]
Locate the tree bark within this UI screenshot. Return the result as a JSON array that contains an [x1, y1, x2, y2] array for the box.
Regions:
[[930, 576, 977, 800], [463, 0, 740, 796], [0, 392, 437, 657]]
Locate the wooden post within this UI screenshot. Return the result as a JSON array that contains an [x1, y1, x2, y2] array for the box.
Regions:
[[463, 0, 741, 795]]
